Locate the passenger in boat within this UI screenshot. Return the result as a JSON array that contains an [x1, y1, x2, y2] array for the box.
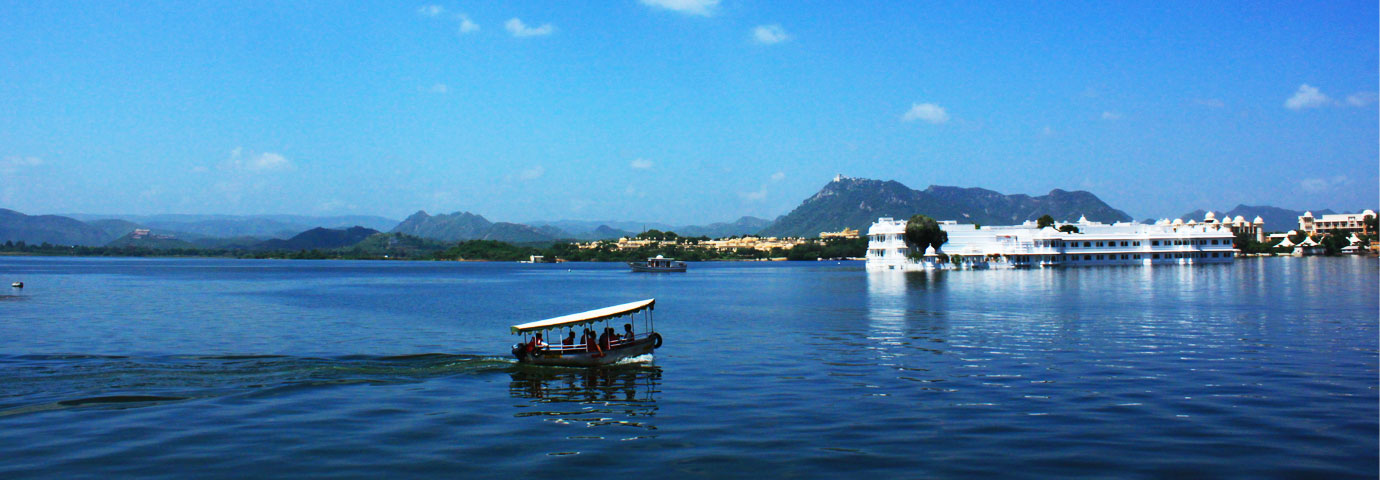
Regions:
[[526, 333, 548, 353], [562, 331, 576, 348], [584, 328, 603, 356], [598, 327, 611, 351], [623, 323, 634, 343]]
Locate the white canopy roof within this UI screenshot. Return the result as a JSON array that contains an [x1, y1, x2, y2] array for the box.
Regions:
[[510, 298, 655, 334]]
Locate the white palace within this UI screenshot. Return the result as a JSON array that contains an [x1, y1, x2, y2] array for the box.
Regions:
[[866, 215, 1240, 271]]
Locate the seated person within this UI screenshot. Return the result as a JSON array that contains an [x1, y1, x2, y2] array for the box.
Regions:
[[623, 323, 634, 342], [563, 331, 576, 347]]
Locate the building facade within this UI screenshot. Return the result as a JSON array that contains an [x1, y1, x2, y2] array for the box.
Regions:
[[1299, 210, 1376, 235], [866, 216, 1237, 271]]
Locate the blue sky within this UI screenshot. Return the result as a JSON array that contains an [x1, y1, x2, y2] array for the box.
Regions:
[[1, 0, 1375, 224]]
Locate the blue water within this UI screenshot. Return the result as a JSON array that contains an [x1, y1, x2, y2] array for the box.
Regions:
[[1, 256, 1375, 478]]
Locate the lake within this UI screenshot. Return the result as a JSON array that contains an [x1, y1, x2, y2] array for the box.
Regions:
[[1, 256, 1375, 478]]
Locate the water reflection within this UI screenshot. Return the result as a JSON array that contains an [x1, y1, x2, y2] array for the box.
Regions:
[[509, 365, 661, 432], [864, 271, 951, 362]]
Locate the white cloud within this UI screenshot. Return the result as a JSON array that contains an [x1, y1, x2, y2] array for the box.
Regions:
[[1101, 111, 1123, 120], [770, 171, 785, 182], [639, 0, 719, 16], [458, 14, 479, 33], [753, 25, 790, 45], [518, 165, 545, 180], [505, 18, 554, 37], [741, 188, 768, 201], [1285, 84, 1330, 110], [226, 147, 293, 173], [901, 103, 949, 124], [1346, 91, 1378, 107], [417, 5, 444, 17], [0, 155, 43, 174], [1194, 98, 1225, 108], [630, 158, 653, 169], [426, 83, 449, 94], [1300, 175, 1350, 193]]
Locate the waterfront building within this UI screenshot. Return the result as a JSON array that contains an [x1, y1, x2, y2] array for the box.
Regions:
[[819, 228, 860, 240], [1299, 210, 1376, 235], [866, 216, 1236, 271]]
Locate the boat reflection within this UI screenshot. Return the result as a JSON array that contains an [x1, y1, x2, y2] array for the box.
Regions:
[[508, 365, 661, 431]]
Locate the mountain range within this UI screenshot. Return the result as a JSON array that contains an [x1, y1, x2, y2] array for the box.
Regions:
[[2, 176, 1360, 248], [759, 177, 1133, 238]]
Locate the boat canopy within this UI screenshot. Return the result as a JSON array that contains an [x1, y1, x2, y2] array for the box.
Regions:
[[510, 298, 655, 334]]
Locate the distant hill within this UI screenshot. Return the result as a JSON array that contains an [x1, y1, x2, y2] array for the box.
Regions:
[[677, 216, 773, 238], [527, 217, 770, 240], [392, 211, 564, 243], [85, 219, 146, 241], [759, 177, 1132, 238], [62, 213, 399, 239], [591, 225, 636, 240], [105, 232, 198, 249], [1178, 205, 1336, 233], [527, 219, 675, 238], [254, 226, 380, 251], [0, 209, 111, 246], [342, 233, 451, 258]]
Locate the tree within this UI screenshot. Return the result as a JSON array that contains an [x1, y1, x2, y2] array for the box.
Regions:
[[904, 214, 948, 253], [1364, 214, 1377, 236], [1057, 224, 1080, 234], [1036, 215, 1055, 229]]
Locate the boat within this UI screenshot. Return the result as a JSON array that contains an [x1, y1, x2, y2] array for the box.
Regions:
[[628, 255, 686, 272], [9, 282, 20, 288], [510, 298, 663, 367]]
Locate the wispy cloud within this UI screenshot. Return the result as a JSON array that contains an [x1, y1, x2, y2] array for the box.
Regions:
[[457, 14, 479, 34], [639, 0, 719, 16], [1040, 125, 1056, 137], [426, 83, 449, 94], [901, 103, 949, 124], [1300, 175, 1350, 193], [1285, 84, 1330, 110], [0, 155, 43, 174], [1101, 111, 1123, 120], [1346, 91, 1378, 107], [517, 165, 545, 180], [1194, 98, 1225, 108], [505, 18, 554, 37], [741, 188, 768, 201], [417, 5, 444, 17], [770, 171, 785, 182], [225, 147, 293, 173], [630, 158, 653, 170], [753, 25, 790, 45]]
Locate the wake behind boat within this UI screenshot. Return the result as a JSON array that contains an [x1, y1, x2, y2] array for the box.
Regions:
[[511, 299, 663, 367], [628, 255, 686, 272]]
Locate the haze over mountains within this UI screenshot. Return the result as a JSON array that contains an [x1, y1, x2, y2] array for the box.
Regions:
[[1, 176, 1362, 250]]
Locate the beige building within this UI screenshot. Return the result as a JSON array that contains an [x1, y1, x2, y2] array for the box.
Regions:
[[819, 227, 860, 239], [1299, 210, 1376, 235]]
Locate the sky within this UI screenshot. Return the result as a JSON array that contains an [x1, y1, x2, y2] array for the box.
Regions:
[[0, 0, 1376, 225]]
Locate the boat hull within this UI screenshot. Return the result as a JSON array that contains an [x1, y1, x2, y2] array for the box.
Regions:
[[514, 335, 660, 367]]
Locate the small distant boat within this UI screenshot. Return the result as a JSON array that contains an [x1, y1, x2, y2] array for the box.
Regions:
[[510, 298, 663, 367], [628, 255, 686, 272], [9, 282, 20, 288]]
